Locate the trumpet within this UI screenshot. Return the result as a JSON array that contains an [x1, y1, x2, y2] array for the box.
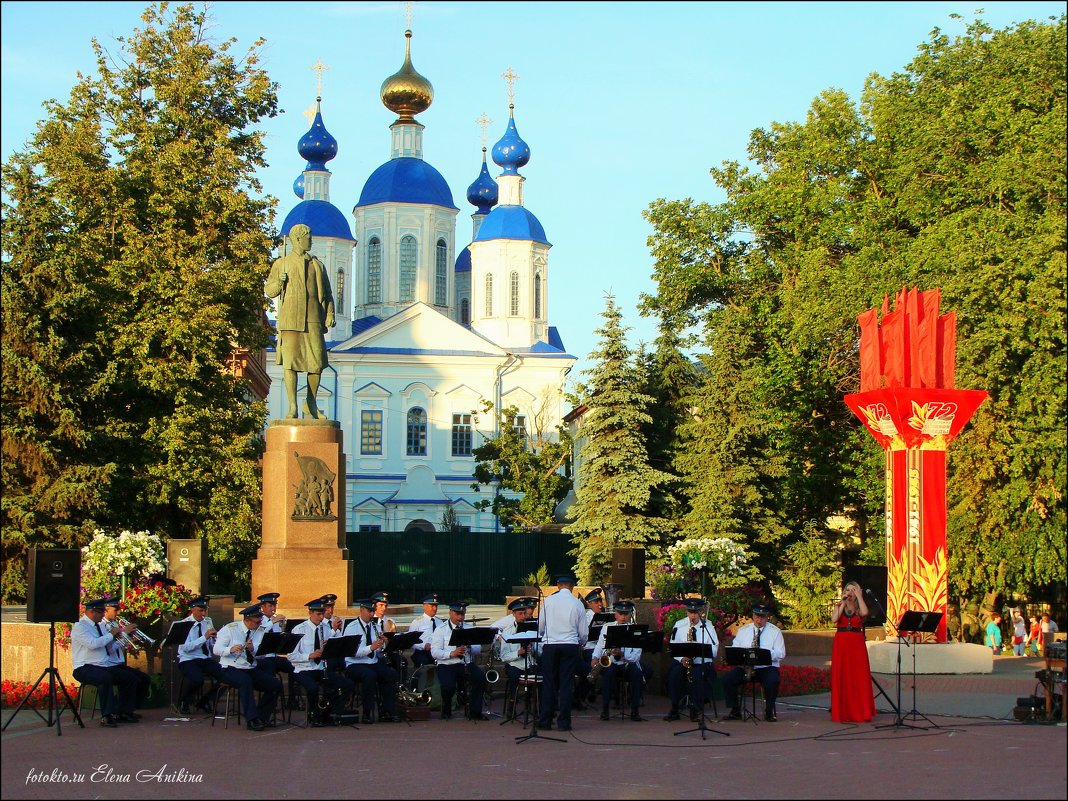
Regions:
[[397, 687, 432, 707], [114, 617, 156, 652]]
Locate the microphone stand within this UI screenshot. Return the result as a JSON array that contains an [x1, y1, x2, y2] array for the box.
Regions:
[[674, 616, 729, 740], [516, 582, 565, 744], [867, 589, 916, 730]]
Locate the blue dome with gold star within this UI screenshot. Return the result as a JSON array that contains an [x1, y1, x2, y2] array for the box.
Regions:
[[492, 109, 530, 176], [297, 101, 338, 171]]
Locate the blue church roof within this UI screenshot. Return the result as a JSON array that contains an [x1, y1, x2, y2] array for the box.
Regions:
[[473, 205, 550, 245], [455, 245, 471, 273], [281, 199, 354, 241], [356, 157, 458, 210]]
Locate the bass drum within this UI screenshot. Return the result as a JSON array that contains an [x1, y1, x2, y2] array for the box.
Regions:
[[409, 664, 442, 711]]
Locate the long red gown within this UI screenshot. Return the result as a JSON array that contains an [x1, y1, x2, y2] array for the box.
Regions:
[[830, 611, 876, 722]]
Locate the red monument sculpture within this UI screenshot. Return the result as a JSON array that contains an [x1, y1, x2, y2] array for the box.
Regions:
[[844, 287, 987, 642]]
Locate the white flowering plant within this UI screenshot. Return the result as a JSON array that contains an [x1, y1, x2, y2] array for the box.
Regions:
[[80, 529, 166, 601], [665, 537, 762, 590]]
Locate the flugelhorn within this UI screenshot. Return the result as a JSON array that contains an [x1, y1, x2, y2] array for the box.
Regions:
[[116, 616, 156, 651]]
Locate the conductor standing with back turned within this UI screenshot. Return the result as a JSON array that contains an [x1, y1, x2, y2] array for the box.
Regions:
[[538, 572, 587, 731]]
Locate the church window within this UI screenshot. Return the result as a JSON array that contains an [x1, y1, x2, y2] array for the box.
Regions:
[[400, 235, 417, 302], [534, 272, 542, 318], [513, 414, 528, 442], [367, 238, 382, 303], [435, 239, 448, 306], [510, 271, 520, 315], [484, 274, 493, 316], [460, 298, 470, 326], [360, 409, 383, 455], [336, 267, 345, 309], [451, 413, 473, 456], [359, 524, 382, 533], [407, 407, 428, 456]]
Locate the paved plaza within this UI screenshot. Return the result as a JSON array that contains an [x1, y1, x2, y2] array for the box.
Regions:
[[2, 652, 1064, 799]]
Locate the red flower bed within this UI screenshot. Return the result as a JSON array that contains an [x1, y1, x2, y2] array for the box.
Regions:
[[714, 663, 830, 696], [1, 679, 80, 709]]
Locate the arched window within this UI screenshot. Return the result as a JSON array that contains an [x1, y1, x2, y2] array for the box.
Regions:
[[435, 239, 448, 306], [534, 271, 542, 318], [399, 235, 417, 302], [336, 267, 345, 309], [510, 270, 521, 315], [484, 274, 493, 316], [367, 238, 381, 303], [406, 407, 428, 456], [460, 298, 470, 326]]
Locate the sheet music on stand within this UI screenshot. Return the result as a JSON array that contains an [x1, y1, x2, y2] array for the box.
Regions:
[[603, 624, 645, 651], [638, 630, 665, 654], [321, 634, 361, 660], [256, 631, 304, 656], [724, 646, 772, 668], [897, 610, 943, 636], [163, 620, 195, 647], [517, 620, 538, 634], [384, 630, 422, 653], [448, 626, 498, 648]]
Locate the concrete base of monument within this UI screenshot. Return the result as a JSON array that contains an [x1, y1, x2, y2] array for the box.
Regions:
[[868, 640, 993, 675], [251, 546, 353, 622]]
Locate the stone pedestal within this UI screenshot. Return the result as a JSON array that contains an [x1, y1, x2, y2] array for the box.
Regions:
[[252, 419, 353, 619]]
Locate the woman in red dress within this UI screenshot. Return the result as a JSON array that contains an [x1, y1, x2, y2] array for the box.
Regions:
[[830, 580, 876, 722]]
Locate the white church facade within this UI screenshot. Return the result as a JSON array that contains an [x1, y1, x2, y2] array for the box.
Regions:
[[266, 30, 575, 534]]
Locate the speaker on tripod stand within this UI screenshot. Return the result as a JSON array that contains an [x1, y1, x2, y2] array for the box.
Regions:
[[3, 549, 85, 735]]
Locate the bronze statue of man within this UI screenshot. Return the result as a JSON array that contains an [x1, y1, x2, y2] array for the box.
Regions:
[[266, 224, 335, 419]]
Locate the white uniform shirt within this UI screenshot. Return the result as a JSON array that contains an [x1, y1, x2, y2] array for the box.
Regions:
[[214, 621, 264, 669], [495, 615, 529, 668], [257, 613, 282, 657], [730, 621, 786, 669], [407, 613, 443, 653], [538, 588, 587, 647], [71, 615, 116, 670], [670, 618, 719, 664], [290, 618, 335, 672], [591, 621, 641, 665], [342, 617, 381, 666], [431, 620, 481, 665], [177, 614, 215, 663]]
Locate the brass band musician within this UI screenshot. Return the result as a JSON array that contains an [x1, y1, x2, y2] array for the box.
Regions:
[[290, 598, 354, 726], [575, 588, 606, 707], [430, 601, 488, 720], [407, 593, 443, 669], [591, 600, 645, 722], [495, 596, 538, 719], [665, 597, 719, 721], [176, 595, 224, 714], [342, 599, 400, 723], [213, 603, 282, 731]]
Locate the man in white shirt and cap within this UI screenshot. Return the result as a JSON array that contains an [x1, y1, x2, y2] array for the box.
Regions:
[[722, 602, 786, 722], [175, 595, 223, 714], [290, 598, 354, 726], [407, 593, 443, 670], [71, 597, 141, 727], [537, 572, 587, 732], [213, 603, 282, 731]]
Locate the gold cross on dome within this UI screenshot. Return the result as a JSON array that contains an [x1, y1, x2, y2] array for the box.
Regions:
[[405, 1, 414, 29], [302, 103, 317, 124], [501, 67, 519, 104], [476, 113, 492, 148], [311, 58, 330, 98]]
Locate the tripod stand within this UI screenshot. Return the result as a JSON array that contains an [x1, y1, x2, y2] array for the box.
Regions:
[[2, 622, 83, 736], [862, 590, 900, 718], [875, 609, 942, 730], [670, 643, 728, 740]]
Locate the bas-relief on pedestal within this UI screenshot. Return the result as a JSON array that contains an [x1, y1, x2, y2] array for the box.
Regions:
[[252, 418, 352, 619]]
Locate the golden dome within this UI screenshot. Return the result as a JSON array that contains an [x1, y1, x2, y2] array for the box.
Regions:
[[380, 30, 433, 121]]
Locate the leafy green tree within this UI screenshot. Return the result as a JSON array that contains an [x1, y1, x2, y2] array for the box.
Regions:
[[0, 3, 278, 601], [471, 401, 572, 531], [775, 522, 841, 628], [641, 14, 1066, 605], [565, 296, 677, 582]]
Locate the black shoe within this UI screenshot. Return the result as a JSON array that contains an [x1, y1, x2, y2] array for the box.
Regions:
[[100, 714, 119, 728], [469, 713, 489, 721], [178, 702, 191, 715], [663, 709, 680, 721], [361, 712, 374, 725], [726, 708, 742, 720], [765, 710, 778, 722], [116, 712, 141, 723], [600, 708, 610, 721], [630, 711, 645, 722], [247, 718, 266, 731]]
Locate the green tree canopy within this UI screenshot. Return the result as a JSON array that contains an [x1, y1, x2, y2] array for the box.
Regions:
[[641, 14, 1066, 607], [1, 2, 279, 600]]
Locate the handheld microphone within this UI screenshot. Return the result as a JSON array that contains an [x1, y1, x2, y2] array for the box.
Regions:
[[864, 588, 873, 596]]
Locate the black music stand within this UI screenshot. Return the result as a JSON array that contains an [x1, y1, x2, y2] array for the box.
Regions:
[[724, 646, 772, 723], [256, 631, 304, 656], [501, 631, 541, 728], [602, 625, 646, 720], [284, 618, 303, 634], [861, 590, 901, 719], [669, 642, 728, 739], [447, 626, 498, 720], [162, 620, 196, 713], [887, 610, 943, 730], [2, 622, 83, 737], [320, 634, 361, 661], [384, 630, 422, 654]]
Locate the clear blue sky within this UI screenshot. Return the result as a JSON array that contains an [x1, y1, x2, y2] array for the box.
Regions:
[[2, 1, 1062, 382]]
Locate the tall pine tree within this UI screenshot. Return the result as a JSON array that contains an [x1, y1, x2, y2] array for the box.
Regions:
[[565, 296, 676, 583], [1, 3, 279, 600]]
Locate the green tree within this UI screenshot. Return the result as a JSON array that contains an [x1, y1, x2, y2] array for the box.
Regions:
[[565, 296, 677, 582], [641, 14, 1066, 605], [471, 401, 572, 531], [0, 2, 278, 601]]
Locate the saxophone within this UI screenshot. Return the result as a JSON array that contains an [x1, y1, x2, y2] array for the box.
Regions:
[[682, 623, 696, 683]]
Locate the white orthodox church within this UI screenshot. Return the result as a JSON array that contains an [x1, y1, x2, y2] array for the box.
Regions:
[[266, 30, 575, 535]]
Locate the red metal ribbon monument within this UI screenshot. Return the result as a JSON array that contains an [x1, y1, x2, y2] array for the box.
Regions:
[[844, 287, 987, 642]]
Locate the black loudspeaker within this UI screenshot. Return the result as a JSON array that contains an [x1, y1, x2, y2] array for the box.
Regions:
[[167, 539, 206, 594], [27, 549, 82, 623], [611, 547, 646, 600], [843, 564, 888, 626]]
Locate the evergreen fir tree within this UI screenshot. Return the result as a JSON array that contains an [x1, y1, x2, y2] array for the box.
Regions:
[[564, 296, 677, 583]]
